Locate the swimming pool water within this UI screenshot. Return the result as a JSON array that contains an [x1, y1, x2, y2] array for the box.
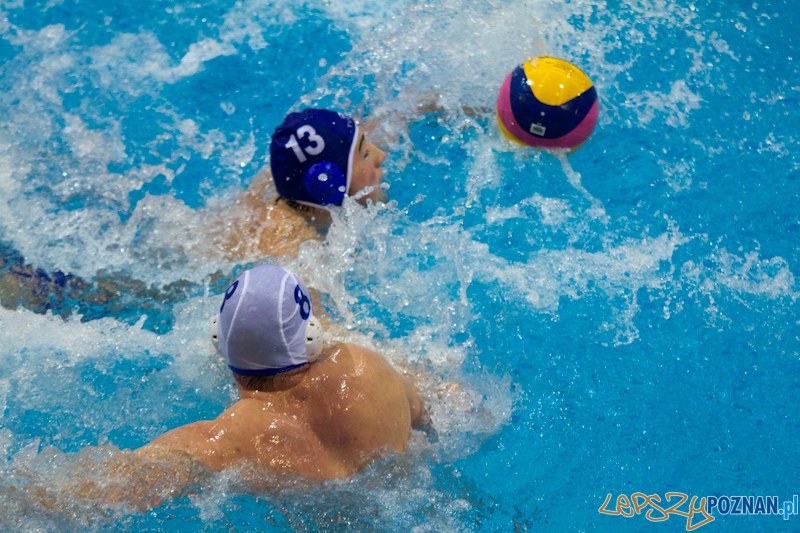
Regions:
[[1, 0, 799, 531]]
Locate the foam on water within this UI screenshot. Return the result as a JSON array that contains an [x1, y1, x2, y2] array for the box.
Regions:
[[0, 6, 258, 281]]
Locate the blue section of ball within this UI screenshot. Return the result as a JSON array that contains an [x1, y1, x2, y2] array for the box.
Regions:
[[508, 66, 598, 139]]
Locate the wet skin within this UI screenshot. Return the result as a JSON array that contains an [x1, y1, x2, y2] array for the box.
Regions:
[[138, 343, 423, 480]]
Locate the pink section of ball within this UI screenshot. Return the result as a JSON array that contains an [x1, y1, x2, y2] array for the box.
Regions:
[[496, 73, 599, 150], [496, 72, 521, 137]]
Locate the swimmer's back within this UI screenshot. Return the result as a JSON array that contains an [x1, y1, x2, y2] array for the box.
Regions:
[[140, 343, 422, 480]]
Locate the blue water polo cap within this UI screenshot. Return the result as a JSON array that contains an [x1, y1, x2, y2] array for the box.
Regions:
[[216, 265, 317, 376], [270, 109, 359, 207]]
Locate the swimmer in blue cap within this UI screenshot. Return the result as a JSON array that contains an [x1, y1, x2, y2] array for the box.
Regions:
[[220, 108, 387, 260], [137, 265, 423, 480], [270, 108, 386, 208]]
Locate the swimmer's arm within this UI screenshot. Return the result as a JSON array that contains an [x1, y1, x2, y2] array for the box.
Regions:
[[213, 168, 324, 260], [350, 344, 424, 428], [136, 422, 227, 471], [410, 92, 491, 118], [29, 445, 205, 513], [402, 377, 424, 428], [106, 447, 204, 511], [361, 92, 490, 146]]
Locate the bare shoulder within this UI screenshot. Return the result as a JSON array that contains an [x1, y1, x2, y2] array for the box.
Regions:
[[244, 167, 275, 202], [336, 342, 391, 366], [332, 344, 424, 428], [213, 167, 326, 260], [310, 343, 399, 382]]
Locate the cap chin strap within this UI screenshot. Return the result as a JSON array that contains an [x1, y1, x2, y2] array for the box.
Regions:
[[210, 314, 325, 362]]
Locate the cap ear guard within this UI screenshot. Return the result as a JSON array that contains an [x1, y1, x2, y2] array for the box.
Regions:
[[213, 312, 324, 363], [305, 315, 324, 362], [211, 315, 220, 351], [304, 161, 347, 206]]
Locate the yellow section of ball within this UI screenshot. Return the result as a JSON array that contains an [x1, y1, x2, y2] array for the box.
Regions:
[[522, 56, 594, 107], [495, 110, 527, 146]]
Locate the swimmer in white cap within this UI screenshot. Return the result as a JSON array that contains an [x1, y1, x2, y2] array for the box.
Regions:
[[19, 266, 422, 513], [219, 108, 387, 260], [137, 264, 423, 480]]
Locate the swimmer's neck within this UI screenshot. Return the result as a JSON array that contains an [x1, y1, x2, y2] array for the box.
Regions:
[[236, 369, 306, 397], [234, 345, 340, 398], [243, 169, 332, 227], [274, 197, 333, 228]]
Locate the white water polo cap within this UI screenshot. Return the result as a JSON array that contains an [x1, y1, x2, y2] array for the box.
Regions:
[[215, 265, 324, 375]]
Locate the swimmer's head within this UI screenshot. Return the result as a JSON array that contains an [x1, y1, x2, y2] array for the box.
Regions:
[[270, 108, 386, 208], [213, 265, 324, 377]]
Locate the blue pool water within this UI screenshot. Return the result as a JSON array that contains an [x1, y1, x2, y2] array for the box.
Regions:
[[1, 0, 798, 531]]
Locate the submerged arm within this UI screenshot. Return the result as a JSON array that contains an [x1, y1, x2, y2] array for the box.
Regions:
[[25, 445, 207, 514]]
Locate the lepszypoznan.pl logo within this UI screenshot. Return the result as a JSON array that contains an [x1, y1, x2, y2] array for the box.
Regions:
[[599, 492, 799, 530]]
